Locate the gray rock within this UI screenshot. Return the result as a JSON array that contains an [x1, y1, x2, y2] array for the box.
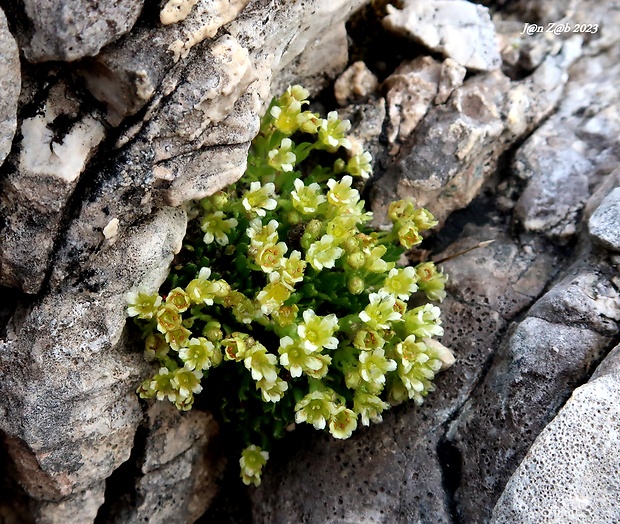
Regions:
[[510, 39, 620, 243], [528, 262, 620, 336], [498, 0, 620, 55], [495, 18, 558, 76], [0, 7, 20, 167], [21, 0, 145, 62], [101, 402, 223, 524], [383, 56, 442, 151], [371, 37, 578, 227], [33, 486, 105, 524], [270, 20, 350, 99], [513, 145, 591, 242], [76, 0, 250, 125], [435, 58, 466, 105], [0, 79, 106, 293], [589, 188, 620, 251], [448, 252, 619, 523], [491, 343, 620, 524], [382, 0, 501, 71], [0, 208, 186, 520], [52, 0, 367, 288], [0, 1, 369, 521]]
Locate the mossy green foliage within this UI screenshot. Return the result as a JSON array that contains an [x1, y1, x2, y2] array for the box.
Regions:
[[127, 86, 452, 485]]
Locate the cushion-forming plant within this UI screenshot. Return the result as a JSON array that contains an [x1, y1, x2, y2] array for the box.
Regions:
[[127, 86, 454, 485]]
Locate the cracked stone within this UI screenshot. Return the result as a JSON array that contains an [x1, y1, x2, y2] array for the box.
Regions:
[[448, 248, 619, 523], [371, 37, 578, 228], [0, 79, 106, 294]]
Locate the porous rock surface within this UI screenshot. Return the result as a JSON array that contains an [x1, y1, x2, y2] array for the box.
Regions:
[[491, 343, 620, 523], [0, 0, 619, 522]]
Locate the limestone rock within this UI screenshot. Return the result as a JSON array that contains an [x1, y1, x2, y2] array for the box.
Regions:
[[495, 19, 558, 77], [21, 0, 145, 62], [0, 79, 106, 293], [512, 41, 620, 243], [513, 146, 591, 242], [33, 486, 105, 524], [435, 58, 466, 105], [498, 0, 620, 55], [52, 0, 367, 288], [258, 14, 350, 99], [0, 208, 186, 520], [334, 61, 379, 106], [448, 251, 619, 523], [383, 0, 501, 71], [0, 7, 20, 167], [160, 0, 250, 62], [491, 343, 620, 523], [371, 37, 578, 227], [0, 1, 368, 521], [383, 56, 442, 149], [100, 402, 223, 524], [589, 188, 620, 252], [77, 0, 250, 125]]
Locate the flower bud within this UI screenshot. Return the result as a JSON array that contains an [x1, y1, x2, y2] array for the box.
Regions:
[[347, 252, 366, 269], [210, 190, 229, 210], [305, 219, 323, 239], [343, 237, 359, 254], [347, 276, 365, 295], [333, 158, 346, 173], [203, 320, 223, 342]]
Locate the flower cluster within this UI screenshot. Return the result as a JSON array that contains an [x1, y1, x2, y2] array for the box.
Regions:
[[128, 86, 453, 486]]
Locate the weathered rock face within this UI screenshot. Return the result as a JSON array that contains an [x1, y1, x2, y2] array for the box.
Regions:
[[0, 0, 619, 522], [491, 343, 620, 523], [0, 0, 367, 521], [20, 0, 146, 62], [0, 7, 20, 167], [371, 34, 581, 227], [383, 0, 501, 71]]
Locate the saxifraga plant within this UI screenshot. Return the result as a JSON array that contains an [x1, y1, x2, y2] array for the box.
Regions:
[[127, 85, 454, 486]]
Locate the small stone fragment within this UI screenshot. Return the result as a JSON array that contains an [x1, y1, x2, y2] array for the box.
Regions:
[[382, 0, 501, 71], [334, 61, 379, 106], [589, 188, 620, 252], [383, 56, 442, 148], [103, 218, 120, 240]]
